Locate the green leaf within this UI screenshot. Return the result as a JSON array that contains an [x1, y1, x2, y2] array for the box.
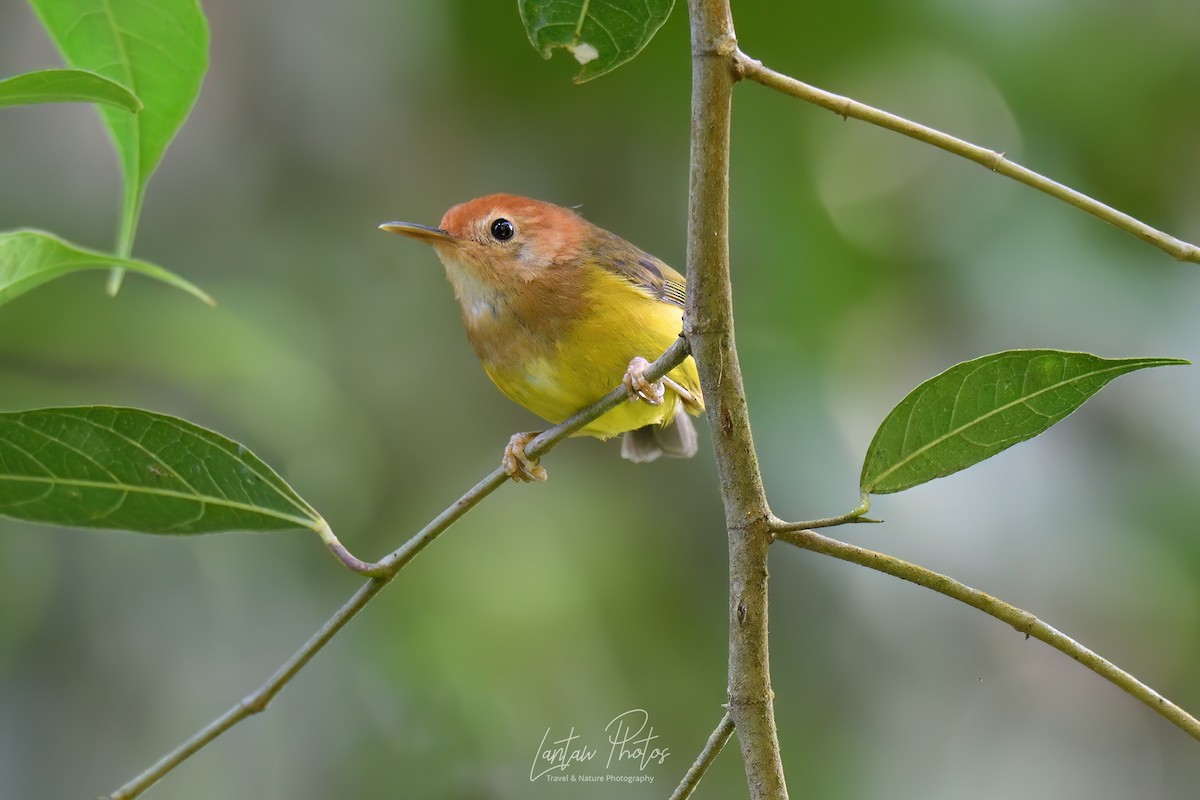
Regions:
[[0, 230, 214, 307], [518, 0, 675, 83], [0, 407, 322, 534], [26, 0, 209, 292], [0, 68, 142, 112], [860, 350, 1188, 494]]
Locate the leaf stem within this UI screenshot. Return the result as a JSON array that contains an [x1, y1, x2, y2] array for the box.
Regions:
[[733, 51, 1200, 265], [772, 526, 1200, 743], [669, 710, 735, 800], [107, 175, 142, 295], [572, 0, 591, 41], [772, 496, 875, 531], [107, 339, 691, 800], [314, 517, 387, 577]]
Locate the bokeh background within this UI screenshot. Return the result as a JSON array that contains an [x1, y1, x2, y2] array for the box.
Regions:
[[2, 2, 1199, 798]]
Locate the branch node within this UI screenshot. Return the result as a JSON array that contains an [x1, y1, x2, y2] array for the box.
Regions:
[[694, 33, 738, 60], [714, 34, 738, 57], [239, 693, 269, 716], [731, 49, 761, 79], [728, 691, 775, 708]]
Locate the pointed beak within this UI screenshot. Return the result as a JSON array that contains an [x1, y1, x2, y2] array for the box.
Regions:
[[378, 221, 455, 244]]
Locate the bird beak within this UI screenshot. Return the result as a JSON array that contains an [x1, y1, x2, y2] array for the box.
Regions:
[[378, 221, 455, 243]]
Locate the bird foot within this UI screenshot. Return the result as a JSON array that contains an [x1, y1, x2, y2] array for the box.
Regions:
[[623, 356, 665, 405], [502, 432, 548, 483], [623, 356, 700, 409]]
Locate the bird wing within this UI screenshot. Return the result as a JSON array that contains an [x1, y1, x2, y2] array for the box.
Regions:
[[596, 234, 688, 308]]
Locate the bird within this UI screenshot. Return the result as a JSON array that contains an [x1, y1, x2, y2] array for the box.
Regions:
[[380, 193, 703, 482]]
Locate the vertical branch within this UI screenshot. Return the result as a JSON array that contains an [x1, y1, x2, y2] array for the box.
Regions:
[[685, 2, 788, 798]]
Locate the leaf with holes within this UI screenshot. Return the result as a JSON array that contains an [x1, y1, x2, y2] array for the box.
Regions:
[[0, 68, 142, 111], [0, 407, 321, 534], [860, 350, 1188, 494], [518, 0, 675, 82], [27, 0, 208, 292], [0, 230, 212, 307]]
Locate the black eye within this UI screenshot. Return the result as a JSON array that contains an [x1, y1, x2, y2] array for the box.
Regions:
[[490, 218, 515, 241]]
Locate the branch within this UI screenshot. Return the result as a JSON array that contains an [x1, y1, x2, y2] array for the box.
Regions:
[[686, 2, 788, 798], [107, 579, 386, 800], [669, 711, 735, 800], [106, 339, 691, 800], [734, 51, 1200, 265], [772, 525, 1200, 743], [318, 335, 691, 577]]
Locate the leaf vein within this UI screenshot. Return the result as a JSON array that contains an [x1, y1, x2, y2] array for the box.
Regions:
[[874, 362, 1149, 489], [0, 473, 314, 530]]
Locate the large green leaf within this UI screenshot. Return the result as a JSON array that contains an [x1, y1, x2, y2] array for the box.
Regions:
[[0, 407, 322, 534], [0, 68, 142, 112], [860, 350, 1188, 494], [0, 230, 213, 307], [26, 0, 209, 292], [518, 0, 675, 82]]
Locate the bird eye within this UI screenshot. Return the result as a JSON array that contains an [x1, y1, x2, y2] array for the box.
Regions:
[[490, 218, 515, 241]]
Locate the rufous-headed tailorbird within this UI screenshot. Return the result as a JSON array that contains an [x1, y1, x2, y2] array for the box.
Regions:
[[381, 194, 703, 482]]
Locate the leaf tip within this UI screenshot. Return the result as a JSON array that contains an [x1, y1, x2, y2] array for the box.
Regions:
[[570, 62, 609, 85]]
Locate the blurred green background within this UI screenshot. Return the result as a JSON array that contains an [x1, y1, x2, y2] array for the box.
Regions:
[[2, 2, 1199, 798]]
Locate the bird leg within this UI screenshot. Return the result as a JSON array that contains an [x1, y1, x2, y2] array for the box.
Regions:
[[623, 356, 700, 411], [502, 431, 548, 483]]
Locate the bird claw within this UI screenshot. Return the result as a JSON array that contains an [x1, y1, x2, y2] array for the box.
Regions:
[[624, 356, 701, 411], [502, 432, 548, 483], [623, 356, 665, 406]]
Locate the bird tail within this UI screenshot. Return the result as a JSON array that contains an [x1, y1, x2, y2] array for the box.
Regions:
[[621, 410, 698, 463]]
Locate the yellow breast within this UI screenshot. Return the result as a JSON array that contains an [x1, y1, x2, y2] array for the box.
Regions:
[[480, 269, 702, 439]]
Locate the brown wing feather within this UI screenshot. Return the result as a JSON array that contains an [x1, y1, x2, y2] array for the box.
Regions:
[[591, 229, 688, 309]]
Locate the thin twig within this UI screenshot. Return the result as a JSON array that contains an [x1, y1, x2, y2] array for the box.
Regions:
[[686, 2, 788, 798], [772, 526, 1200, 743], [669, 711, 735, 800], [107, 578, 387, 800], [312, 337, 692, 576], [106, 340, 691, 800], [734, 51, 1200, 265]]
